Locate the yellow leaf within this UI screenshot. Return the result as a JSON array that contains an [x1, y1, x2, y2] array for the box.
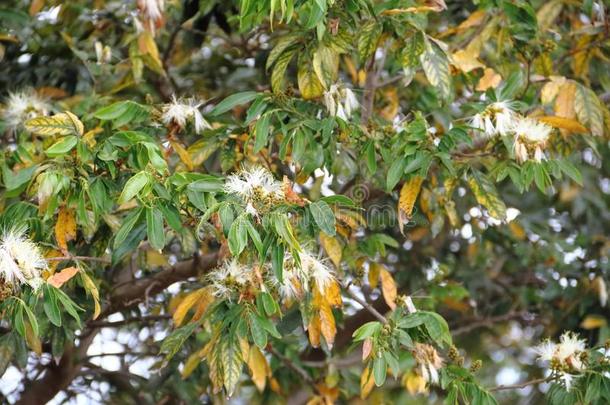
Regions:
[[80, 271, 101, 319], [25, 111, 84, 136], [181, 349, 204, 379], [298, 55, 325, 100], [398, 176, 424, 234], [476, 68, 502, 91], [451, 49, 485, 73], [379, 267, 397, 310], [138, 31, 164, 74], [320, 232, 342, 268], [571, 36, 593, 79], [48, 266, 79, 288], [55, 207, 76, 253], [170, 140, 194, 171], [172, 288, 210, 326], [554, 81, 577, 119], [25, 321, 41, 355], [541, 76, 566, 104], [368, 262, 381, 289], [537, 0, 563, 31], [508, 221, 526, 241], [308, 314, 321, 348], [360, 366, 375, 399], [537, 116, 588, 134], [580, 315, 607, 330], [247, 346, 268, 392], [402, 370, 427, 394], [324, 280, 343, 308]]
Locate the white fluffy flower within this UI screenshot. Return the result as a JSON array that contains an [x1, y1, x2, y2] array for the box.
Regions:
[[534, 340, 557, 362], [469, 100, 516, 138], [559, 372, 578, 391], [223, 166, 284, 214], [300, 251, 334, 291], [161, 97, 211, 134], [323, 84, 359, 121], [2, 90, 51, 131], [413, 343, 443, 385], [511, 117, 553, 163], [0, 229, 46, 291], [137, 0, 164, 33], [207, 259, 250, 301]]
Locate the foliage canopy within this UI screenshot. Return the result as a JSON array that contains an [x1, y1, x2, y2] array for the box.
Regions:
[[0, 0, 610, 404]]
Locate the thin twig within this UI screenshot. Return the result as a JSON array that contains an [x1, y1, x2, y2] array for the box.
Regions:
[[267, 346, 315, 386], [488, 376, 555, 392], [47, 256, 111, 264], [342, 284, 387, 323], [87, 314, 171, 328]]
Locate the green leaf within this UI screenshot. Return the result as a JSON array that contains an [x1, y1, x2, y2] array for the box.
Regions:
[[160, 322, 198, 363], [93, 101, 149, 127], [358, 20, 382, 60], [244, 219, 263, 257], [401, 31, 425, 68], [43, 284, 62, 327], [221, 337, 243, 396], [211, 91, 259, 116], [387, 157, 407, 190], [467, 170, 507, 220], [574, 84, 604, 137], [272, 48, 296, 93], [297, 51, 325, 100], [312, 43, 339, 88], [114, 207, 144, 249], [118, 171, 151, 204], [260, 292, 278, 316], [266, 33, 300, 70], [146, 207, 165, 251], [352, 321, 381, 341], [309, 200, 336, 236], [45, 136, 78, 157], [555, 159, 582, 185], [254, 113, 271, 153], [228, 215, 248, 256], [420, 37, 452, 102], [25, 111, 83, 136], [372, 356, 387, 386], [249, 312, 267, 349]]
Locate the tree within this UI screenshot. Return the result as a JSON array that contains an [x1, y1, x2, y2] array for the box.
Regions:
[[0, 0, 609, 403]]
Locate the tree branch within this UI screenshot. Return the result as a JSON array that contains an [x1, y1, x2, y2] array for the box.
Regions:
[[488, 376, 554, 392]]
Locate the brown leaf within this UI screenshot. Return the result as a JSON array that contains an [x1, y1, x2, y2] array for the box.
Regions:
[[48, 266, 79, 288], [362, 338, 373, 361], [379, 267, 397, 310], [319, 302, 336, 349], [55, 207, 76, 253], [282, 176, 306, 206], [476, 68, 502, 91]]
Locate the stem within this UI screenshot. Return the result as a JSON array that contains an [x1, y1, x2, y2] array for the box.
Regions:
[[267, 346, 315, 386], [47, 256, 111, 264], [342, 284, 387, 323], [488, 376, 555, 392]]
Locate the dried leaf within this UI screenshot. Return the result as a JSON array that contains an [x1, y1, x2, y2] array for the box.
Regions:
[[320, 232, 342, 268], [451, 49, 485, 73], [48, 266, 79, 288], [319, 303, 336, 349], [537, 116, 587, 134], [379, 267, 397, 310], [362, 338, 373, 361], [308, 314, 321, 348], [368, 262, 381, 289], [173, 288, 210, 326], [476, 68, 502, 91], [554, 81, 577, 119], [580, 315, 607, 329], [80, 271, 101, 319], [170, 140, 193, 171], [247, 345, 268, 392], [398, 176, 424, 235], [55, 207, 76, 253], [360, 365, 375, 399]]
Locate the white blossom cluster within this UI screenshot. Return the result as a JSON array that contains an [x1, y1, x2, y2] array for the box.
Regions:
[[1, 90, 51, 132], [223, 166, 285, 217], [534, 331, 587, 390], [161, 96, 211, 134], [323, 83, 359, 121], [469, 101, 553, 163], [0, 229, 47, 293]]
